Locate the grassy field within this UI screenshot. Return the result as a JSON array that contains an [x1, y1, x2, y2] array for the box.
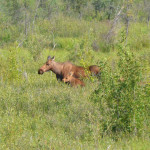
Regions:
[[0, 18, 150, 149]]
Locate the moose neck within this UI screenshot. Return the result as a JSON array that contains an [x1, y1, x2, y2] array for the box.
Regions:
[[51, 61, 63, 75]]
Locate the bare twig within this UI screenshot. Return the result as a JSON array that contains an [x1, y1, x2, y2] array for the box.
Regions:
[[106, 6, 124, 42], [17, 39, 25, 48], [32, 0, 41, 32], [51, 31, 57, 50]]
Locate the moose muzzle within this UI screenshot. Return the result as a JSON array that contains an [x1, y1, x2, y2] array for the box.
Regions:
[[38, 69, 44, 74]]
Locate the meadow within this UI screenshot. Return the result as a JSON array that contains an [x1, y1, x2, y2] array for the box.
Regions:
[[0, 15, 150, 149]]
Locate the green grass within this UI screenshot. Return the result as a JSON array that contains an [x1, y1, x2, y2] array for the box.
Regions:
[[0, 47, 150, 149], [0, 75, 149, 149], [0, 17, 150, 149]]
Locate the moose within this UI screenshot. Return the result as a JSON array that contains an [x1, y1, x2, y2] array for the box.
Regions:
[[62, 71, 85, 87], [38, 56, 100, 85]]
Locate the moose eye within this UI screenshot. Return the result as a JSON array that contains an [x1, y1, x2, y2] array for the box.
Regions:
[[46, 63, 50, 66]]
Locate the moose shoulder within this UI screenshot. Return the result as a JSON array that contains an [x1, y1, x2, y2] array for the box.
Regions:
[[38, 56, 100, 81]]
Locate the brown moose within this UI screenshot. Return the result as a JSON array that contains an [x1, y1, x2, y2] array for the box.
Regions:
[[38, 56, 100, 82], [63, 72, 85, 87]]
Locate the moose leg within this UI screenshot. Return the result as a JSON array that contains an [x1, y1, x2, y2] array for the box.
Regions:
[[56, 74, 63, 81]]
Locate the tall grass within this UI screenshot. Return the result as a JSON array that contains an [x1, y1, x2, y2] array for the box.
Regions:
[[0, 45, 150, 149], [0, 15, 150, 149]]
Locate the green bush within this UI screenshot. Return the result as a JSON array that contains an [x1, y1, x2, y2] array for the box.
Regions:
[[0, 23, 20, 46], [91, 39, 149, 136], [53, 15, 89, 37], [23, 34, 51, 60], [0, 48, 22, 84], [37, 16, 89, 38], [54, 37, 79, 51], [128, 23, 150, 50], [68, 30, 95, 67]]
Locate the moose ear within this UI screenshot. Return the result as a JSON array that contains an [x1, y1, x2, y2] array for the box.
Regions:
[[47, 56, 51, 60], [51, 56, 55, 60]]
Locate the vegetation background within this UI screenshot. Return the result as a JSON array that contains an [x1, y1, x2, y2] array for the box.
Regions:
[[0, 0, 150, 149]]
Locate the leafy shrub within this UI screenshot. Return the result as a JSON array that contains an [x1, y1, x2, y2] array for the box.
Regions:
[[68, 29, 95, 66], [90, 36, 149, 136], [23, 34, 51, 60], [54, 37, 79, 51], [0, 48, 22, 84], [91, 22, 114, 52], [37, 16, 89, 38], [0, 23, 20, 46], [52, 15, 89, 37], [128, 23, 150, 50]]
